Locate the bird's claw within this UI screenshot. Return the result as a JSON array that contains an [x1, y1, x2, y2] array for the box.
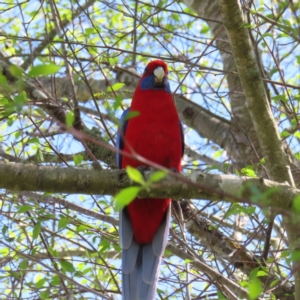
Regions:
[[169, 167, 178, 173], [137, 165, 148, 172]]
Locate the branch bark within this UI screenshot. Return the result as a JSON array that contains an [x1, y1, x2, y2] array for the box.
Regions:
[[217, 0, 300, 296], [0, 162, 297, 210]]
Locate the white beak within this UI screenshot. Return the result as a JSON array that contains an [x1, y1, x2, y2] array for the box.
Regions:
[[154, 66, 165, 83]]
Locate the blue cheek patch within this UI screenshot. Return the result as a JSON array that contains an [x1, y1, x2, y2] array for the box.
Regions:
[[140, 75, 171, 94]]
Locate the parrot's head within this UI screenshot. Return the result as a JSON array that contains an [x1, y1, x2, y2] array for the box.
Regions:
[[140, 60, 171, 93]]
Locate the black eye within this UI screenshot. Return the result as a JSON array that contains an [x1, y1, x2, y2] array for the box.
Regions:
[[144, 67, 148, 74]]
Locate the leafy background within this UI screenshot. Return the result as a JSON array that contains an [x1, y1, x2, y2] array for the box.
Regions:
[[0, 0, 299, 299]]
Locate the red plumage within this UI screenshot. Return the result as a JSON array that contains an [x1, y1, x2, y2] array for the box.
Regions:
[[121, 60, 182, 244]]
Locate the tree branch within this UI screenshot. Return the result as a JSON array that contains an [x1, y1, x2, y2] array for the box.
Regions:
[[0, 162, 296, 210]]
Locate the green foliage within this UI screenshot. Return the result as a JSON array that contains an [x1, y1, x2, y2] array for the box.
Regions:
[[58, 217, 70, 229], [217, 290, 228, 300], [16, 204, 33, 214], [66, 111, 75, 127], [28, 63, 60, 77], [225, 203, 256, 218], [114, 167, 168, 211], [0, 0, 298, 298], [241, 165, 257, 177], [73, 154, 83, 165], [115, 186, 141, 211], [107, 82, 125, 92], [126, 166, 145, 185], [36, 148, 44, 162], [32, 222, 41, 240], [19, 259, 28, 270], [50, 275, 60, 286], [292, 195, 300, 212], [59, 260, 76, 273], [124, 110, 140, 121], [35, 278, 47, 288], [149, 170, 167, 182], [248, 277, 263, 300]]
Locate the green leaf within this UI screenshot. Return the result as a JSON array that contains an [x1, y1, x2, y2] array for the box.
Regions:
[[0, 75, 7, 86], [280, 131, 290, 138], [248, 277, 262, 299], [33, 222, 41, 240], [40, 291, 50, 299], [28, 63, 60, 77], [107, 82, 125, 92], [74, 154, 83, 166], [171, 13, 180, 22], [50, 275, 60, 286], [99, 239, 110, 252], [47, 246, 58, 257], [66, 111, 74, 127], [16, 205, 33, 214], [293, 195, 300, 212], [76, 224, 89, 232], [149, 170, 167, 183], [113, 94, 123, 110], [85, 27, 96, 36], [19, 259, 28, 270], [126, 166, 145, 184], [2, 225, 8, 235], [291, 250, 300, 262], [124, 110, 140, 121], [217, 290, 228, 300], [200, 25, 210, 34], [109, 57, 116, 66], [60, 260, 76, 273], [58, 217, 70, 230], [115, 186, 141, 211], [269, 68, 278, 77], [261, 32, 273, 38], [35, 278, 46, 288], [270, 279, 280, 288], [0, 97, 9, 105], [257, 270, 268, 277], [28, 137, 39, 144], [272, 94, 288, 103], [9, 65, 23, 77], [241, 167, 256, 177], [11, 271, 21, 279], [36, 148, 44, 162]]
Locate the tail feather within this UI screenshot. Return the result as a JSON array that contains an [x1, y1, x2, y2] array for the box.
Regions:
[[122, 240, 139, 274], [152, 205, 171, 257], [120, 205, 171, 300], [142, 243, 160, 284], [123, 260, 138, 300], [119, 208, 134, 250]]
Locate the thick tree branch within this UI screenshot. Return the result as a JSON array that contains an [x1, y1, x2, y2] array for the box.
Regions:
[[180, 0, 262, 167], [217, 0, 294, 186], [217, 0, 300, 296], [0, 162, 297, 211]]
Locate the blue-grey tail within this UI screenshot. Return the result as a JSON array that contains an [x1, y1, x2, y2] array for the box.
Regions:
[[120, 206, 171, 300]]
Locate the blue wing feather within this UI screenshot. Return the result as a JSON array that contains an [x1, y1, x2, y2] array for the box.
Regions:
[[179, 121, 185, 157], [116, 107, 130, 169]]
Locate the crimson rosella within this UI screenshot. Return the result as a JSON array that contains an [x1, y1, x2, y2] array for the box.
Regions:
[[116, 60, 184, 300]]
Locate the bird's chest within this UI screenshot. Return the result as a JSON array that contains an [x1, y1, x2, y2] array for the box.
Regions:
[[123, 100, 181, 168]]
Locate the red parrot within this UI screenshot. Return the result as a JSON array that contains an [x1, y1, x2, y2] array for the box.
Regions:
[[116, 60, 184, 300]]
